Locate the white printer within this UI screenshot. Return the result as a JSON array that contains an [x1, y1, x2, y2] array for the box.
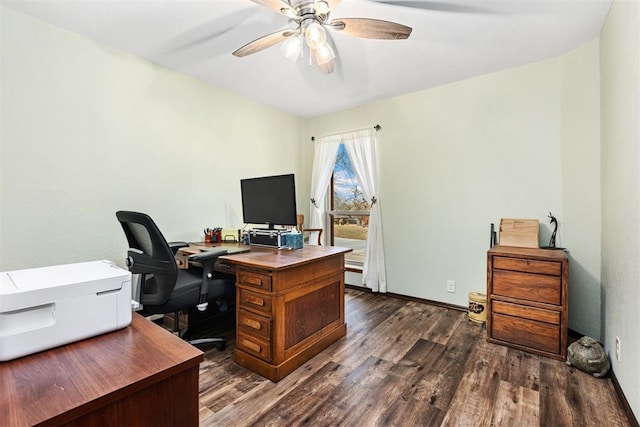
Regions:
[[0, 260, 132, 361]]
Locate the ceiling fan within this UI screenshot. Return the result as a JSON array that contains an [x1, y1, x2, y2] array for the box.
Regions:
[[232, 0, 412, 74]]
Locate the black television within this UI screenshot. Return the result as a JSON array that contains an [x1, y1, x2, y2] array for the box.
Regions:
[[240, 173, 298, 229]]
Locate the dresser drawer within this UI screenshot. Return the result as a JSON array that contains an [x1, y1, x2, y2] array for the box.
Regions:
[[237, 331, 271, 361], [492, 270, 561, 305], [492, 300, 560, 325], [493, 256, 561, 276], [238, 269, 272, 291], [491, 312, 560, 355], [238, 288, 272, 315], [238, 309, 271, 340]]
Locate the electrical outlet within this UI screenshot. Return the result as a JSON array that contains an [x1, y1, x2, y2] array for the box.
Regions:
[[447, 280, 456, 293], [615, 336, 621, 362]]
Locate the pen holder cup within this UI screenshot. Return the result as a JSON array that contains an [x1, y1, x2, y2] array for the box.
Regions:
[[205, 234, 211, 243], [287, 233, 303, 250]]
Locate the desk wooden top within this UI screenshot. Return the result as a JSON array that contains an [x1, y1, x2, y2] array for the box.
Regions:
[[185, 242, 352, 271], [0, 313, 203, 426], [222, 245, 352, 270]]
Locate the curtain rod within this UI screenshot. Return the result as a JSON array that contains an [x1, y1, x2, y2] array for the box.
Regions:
[[311, 124, 381, 141]]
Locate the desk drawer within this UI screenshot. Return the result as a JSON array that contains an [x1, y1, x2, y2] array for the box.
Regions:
[[491, 312, 560, 355], [238, 309, 271, 340], [237, 331, 271, 361], [492, 270, 561, 305], [238, 288, 272, 315], [238, 269, 272, 291], [214, 259, 236, 274]]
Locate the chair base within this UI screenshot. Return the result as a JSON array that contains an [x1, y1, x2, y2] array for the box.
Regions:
[[187, 337, 226, 350], [141, 310, 228, 351], [174, 310, 227, 351]]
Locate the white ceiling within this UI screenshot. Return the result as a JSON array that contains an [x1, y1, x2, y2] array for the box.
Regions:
[[1, 0, 612, 118]]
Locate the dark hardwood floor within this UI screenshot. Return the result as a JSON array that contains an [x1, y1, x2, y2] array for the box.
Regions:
[[196, 288, 631, 426]]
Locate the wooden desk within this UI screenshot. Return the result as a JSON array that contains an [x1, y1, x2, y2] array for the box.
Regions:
[[179, 242, 351, 382], [1, 313, 203, 426]]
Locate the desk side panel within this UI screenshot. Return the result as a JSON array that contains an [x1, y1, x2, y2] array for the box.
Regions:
[[284, 279, 341, 349], [275, 255, 343, 292], [62, 364, 200, 427]]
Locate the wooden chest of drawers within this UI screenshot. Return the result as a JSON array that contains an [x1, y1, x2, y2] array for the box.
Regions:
[[486, 246, 569, 360]]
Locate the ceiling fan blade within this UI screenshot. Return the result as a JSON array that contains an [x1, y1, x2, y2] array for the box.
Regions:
[[250, 0, 297, 17], [166, 9, 259, 53], [232, 29, 295, 57], [369, 1, 489, 14], [325, 0, 342, 9], [328, 18, 412, 40]]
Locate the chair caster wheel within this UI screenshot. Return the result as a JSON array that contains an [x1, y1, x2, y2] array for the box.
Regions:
[[216, 342, 226, 351]]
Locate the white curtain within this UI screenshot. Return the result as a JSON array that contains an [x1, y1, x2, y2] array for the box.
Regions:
[[342, 129, 387, 293], [310, 128, 387, 293], [309, 135, 341, 245]]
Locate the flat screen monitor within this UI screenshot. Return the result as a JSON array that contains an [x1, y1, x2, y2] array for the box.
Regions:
[[241, 173, 297, 229]]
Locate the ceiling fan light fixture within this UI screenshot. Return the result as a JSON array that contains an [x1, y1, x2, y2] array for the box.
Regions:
[[314, 0, 330, 15], [280, 34, 303, 62], [314, 42, 335, 65], [235, 0, 412, 76], [304, 22, 326, 48]]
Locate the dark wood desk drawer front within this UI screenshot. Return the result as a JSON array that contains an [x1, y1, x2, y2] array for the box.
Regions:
[[237, 331, 271, 361], [492, 270, 561, 305], [214, 259, 236, 274], [492, 300, 560, 325], [493, 256, 561, 276], [238, 288, 272, 315], [491, 312, 560, 355], [238, 269, 272, 291], [238, 309, 271, 340]]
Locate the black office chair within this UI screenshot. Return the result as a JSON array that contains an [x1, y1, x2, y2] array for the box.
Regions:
[[116, 210, 233, 350]]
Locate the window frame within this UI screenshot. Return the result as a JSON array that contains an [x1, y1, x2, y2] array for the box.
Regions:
[[327, 161, 370, 271]]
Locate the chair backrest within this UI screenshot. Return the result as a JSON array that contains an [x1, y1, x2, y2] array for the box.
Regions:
[[296, 213, 323, 245], [115, 211, 178, 306], [304, 228, 323, 245]]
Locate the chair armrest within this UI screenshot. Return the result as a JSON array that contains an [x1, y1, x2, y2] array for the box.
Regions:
[[188, 249, 229, 307], [188, 249, 228, 263], [168, 241, 189, 255]]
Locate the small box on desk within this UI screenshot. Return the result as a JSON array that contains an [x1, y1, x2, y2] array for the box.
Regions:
[[499, 218, 539, 248], [286, 233, 303, 250], [248, 229, 290, 248]]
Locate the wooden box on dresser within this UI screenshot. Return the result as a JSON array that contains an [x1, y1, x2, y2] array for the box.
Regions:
[[486, 245, 569, 360]]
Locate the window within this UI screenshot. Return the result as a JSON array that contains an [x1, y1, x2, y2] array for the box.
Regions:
[[328, 144, 370, 268]]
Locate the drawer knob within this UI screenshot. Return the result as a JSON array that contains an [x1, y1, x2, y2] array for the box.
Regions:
[[241, 339, 262, 353], [243, 318, 262, 330], [246, 295, 265, 306], [245, 277, 263, 286]]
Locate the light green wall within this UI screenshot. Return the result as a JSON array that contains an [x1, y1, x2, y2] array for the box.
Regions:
[[601, 0, 640, 419], [304, 42, 602, 341], [0, 7, 303, 270], [561, 38, 602, 340]]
